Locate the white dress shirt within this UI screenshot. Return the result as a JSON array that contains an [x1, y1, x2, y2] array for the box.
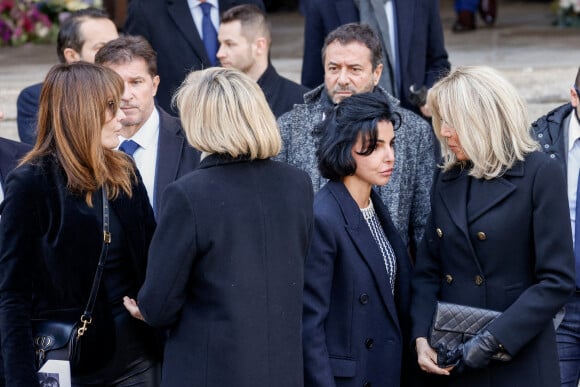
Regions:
[[188, 0, 219, 40], [567, 111, 580, 244]]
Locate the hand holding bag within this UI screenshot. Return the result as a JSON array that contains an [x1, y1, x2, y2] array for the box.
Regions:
[[32, 188, 112, 372], [429, 301, 512, 368]]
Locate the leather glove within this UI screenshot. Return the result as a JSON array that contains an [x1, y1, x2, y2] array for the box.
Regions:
[[436, 344, 463, 369], [462, 330, 503, 369]]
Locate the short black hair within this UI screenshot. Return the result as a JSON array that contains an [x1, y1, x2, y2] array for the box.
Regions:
[[575, 66, 580, 89], [316, 92, 399, 181]]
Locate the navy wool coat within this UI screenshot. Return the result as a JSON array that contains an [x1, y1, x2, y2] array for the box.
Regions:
[[137, 154, 314, 387], [300, 0, 450, 113], [124, 0, 265, 114], [303, 181, 413, 387], [411, 151, 575, 387]]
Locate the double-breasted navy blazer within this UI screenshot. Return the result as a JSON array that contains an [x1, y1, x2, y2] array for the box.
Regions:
[[124, 0, 265, 114], [155, 107, 200, 213], [411, 151, 575, 387], [0, 155, 156, 385], [137, 154, 314, 387], [300, 0, 450, 113], [303, 181, 413, 387]]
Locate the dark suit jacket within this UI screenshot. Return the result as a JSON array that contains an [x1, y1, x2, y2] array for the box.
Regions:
[[411, 152, 575, 387], [124, 0, 265, 114], [0, 155, 156, 385], [154, 107, 200, 214], [258, 63, 309, 118], [16, 82, 42, 145], [137, 154, 313, 387], [0, 137, 30, 387], [0, 138, 31, 186], [301, 0, 450, 113], [303, 181, 412, 387]]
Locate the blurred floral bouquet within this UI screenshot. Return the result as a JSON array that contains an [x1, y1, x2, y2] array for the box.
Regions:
[[554, 0, 580, 26], [0, 0, 102, 46]]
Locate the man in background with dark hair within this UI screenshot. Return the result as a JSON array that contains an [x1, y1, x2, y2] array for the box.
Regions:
[[217, 4, 308, 117], [531, 67, 580, 387], [16, 8, 118, 145], [124, 0, 265, 115]]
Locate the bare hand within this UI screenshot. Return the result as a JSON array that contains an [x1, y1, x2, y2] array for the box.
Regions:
[[123, 296, 145, 321], [416, 337, 453, 375]]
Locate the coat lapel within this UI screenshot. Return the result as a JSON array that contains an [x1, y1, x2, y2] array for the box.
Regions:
[[328, 182, 401, 333], [394, 0, 414, 77], [166, 0, 210, 66]]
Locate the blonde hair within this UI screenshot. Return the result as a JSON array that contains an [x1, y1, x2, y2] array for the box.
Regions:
[[173, 67, 281, 159], [22, 62, 136, 205], [428, 66, 539, 179]]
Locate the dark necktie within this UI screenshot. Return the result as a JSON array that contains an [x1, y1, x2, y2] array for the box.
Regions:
[[200, 2, 218, 66], [119, 139, 140, 157], [575, 168, 580, 288]]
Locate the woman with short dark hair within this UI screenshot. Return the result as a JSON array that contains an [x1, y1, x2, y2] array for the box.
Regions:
[[303, 91, 414, 387], [123, 68, 314, 387]]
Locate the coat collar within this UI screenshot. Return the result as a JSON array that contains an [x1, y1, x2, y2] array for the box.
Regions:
[[199, 153, 255, 169], [325, 181, 402, 333]]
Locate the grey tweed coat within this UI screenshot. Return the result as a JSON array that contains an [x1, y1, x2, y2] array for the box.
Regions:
[[276, 85, 436, 248]]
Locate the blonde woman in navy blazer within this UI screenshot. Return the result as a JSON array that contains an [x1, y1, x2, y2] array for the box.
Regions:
[[411, 66, 575, 387], [303, 92, 414, 387]]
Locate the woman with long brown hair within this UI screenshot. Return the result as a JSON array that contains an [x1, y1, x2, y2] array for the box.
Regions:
[[0, 62, 159, 386]]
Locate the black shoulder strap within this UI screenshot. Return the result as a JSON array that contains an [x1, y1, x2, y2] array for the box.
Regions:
[[77, 187, 111, 335]]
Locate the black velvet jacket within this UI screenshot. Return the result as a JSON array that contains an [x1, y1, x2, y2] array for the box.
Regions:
[[0, 155, 156, 385]]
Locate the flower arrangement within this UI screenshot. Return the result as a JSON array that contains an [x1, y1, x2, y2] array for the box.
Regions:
[[554, 0, 580, 27], [0, 0, 103, 46]]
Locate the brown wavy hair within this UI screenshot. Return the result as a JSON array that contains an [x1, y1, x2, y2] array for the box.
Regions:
[[21, 62, 136, 205]]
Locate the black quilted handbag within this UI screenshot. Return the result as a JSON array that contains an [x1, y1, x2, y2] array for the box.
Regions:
[[429, 301, 511, 363]]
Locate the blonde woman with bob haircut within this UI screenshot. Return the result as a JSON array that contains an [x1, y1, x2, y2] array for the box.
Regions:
[[430, 66, 538, 179], [124, 67, 314, 387], [176, 67, 281, 159], [411, 66, 575, 387], [0, 62, 161, 385]]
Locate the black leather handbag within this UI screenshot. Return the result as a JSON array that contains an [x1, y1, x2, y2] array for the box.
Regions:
[[429, 301, 511, 366], [32, 188, 112, 372]]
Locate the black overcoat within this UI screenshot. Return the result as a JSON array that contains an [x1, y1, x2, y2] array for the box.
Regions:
[[411, 151, 575, 387], [137, 154, 314, 387]]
